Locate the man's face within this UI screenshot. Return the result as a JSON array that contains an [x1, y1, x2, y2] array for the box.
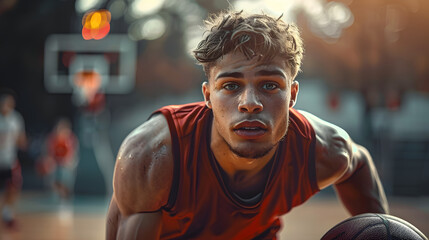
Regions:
[[203, 52, 299, 159]]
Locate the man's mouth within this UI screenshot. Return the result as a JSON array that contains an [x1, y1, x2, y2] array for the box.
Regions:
[[233, 121, 268, 139]]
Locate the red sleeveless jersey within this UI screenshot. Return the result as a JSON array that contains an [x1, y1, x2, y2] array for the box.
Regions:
[[154, 102, 319, 239]]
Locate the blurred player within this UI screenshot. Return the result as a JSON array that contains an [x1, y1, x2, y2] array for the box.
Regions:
[[37, 118, 78, 202], [0, 91, 26, 230], [106, 10, 389, 239]]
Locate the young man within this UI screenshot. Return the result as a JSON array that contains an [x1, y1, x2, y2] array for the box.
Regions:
[[0, 91, 26, 230], [106, 10, 388, 239]]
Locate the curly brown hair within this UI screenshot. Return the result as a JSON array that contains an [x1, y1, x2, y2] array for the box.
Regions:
[[193, 10, 304, 79]]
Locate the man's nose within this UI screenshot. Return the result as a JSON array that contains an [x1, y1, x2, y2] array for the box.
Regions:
[[238, 87, 263, 113]]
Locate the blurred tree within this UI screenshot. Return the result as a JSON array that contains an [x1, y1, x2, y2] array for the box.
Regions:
[[300, 0, 429, 102], [297, 0, 429, 140]]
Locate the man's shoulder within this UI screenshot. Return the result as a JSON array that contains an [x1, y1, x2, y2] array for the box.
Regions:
[[119, 113, 173, 177], [113, 114, 174, 215], [297, 110, 352, 189], [297, 110, 350, 144]]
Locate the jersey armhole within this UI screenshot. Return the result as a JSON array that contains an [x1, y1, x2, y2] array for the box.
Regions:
[[293, 108, 320, 193], [149, 110, 181, 211], [308, 127, 320, 193]]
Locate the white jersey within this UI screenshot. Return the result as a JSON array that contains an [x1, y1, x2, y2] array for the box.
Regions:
[[0, 110, 24, 169]]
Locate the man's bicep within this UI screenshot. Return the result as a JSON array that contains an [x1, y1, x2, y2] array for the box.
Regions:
[[333, 143, 389, 214], [334, 142, 365, 184]]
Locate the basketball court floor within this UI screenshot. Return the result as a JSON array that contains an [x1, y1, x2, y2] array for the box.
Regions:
[[0, 192, 427, 239]]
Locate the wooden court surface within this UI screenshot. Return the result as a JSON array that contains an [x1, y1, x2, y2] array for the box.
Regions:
[[0, 192, 428, 240]]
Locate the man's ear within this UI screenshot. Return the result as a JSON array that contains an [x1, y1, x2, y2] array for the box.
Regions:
[[202, 81, 212, 108], [289, 80, 299, 108]]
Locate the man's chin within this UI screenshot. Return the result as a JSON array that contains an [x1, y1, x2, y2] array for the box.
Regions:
[[228, 145, 275, 159]]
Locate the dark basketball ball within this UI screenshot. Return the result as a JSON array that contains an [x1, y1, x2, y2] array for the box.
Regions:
[[321, 213, 428, 240]]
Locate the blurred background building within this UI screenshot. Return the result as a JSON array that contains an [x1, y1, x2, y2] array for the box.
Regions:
[[0, 0, 428, 206]]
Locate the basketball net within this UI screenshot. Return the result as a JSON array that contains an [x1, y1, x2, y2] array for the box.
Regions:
[[71, 70, 102, 107]]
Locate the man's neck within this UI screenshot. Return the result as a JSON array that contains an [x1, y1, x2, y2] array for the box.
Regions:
[[210, 123, 278, 196]]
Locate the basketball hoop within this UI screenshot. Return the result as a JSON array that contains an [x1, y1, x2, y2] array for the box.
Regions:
[[44, 34, 136, 94]]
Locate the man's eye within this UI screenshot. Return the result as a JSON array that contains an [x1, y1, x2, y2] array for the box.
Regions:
[[262, 83, 278, 90], [223, 83, 239, 91]]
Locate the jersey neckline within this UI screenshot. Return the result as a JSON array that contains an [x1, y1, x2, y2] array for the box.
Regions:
[[205, 112, 285, 210]]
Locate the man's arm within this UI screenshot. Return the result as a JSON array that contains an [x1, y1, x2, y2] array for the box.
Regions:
[[334, 143, 389, 215], [106, 196, 163, 240], [17, 130, 27, 150], [106, 114, 174, 240], [16, 112, 27, 150], [299, 110, 389, 215]]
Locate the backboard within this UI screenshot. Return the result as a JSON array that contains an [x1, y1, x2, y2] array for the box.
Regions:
[[44, 34, 137, 94]]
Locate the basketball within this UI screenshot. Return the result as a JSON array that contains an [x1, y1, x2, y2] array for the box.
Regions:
[[321, 213, 428, 240]]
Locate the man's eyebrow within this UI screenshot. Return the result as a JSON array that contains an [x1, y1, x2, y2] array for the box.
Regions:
[[214, 69, 287, 80], [215, 72, 244, 80], [255, 69, 286, 78]]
